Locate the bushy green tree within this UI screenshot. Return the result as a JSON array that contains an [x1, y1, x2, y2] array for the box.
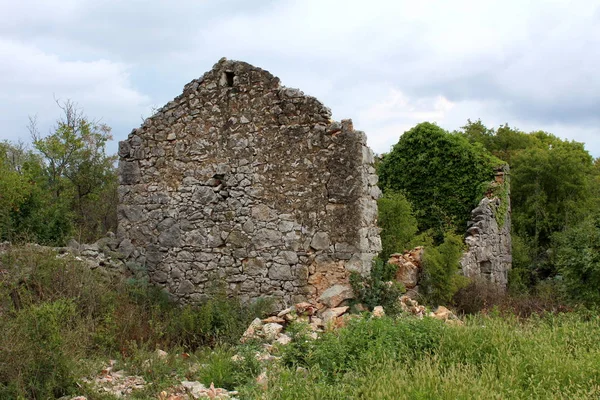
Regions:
[[378, 122, 500, 239], [377, 191, 418, 260]]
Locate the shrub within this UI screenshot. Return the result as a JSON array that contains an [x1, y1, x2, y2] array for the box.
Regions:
[[452, 277, 505, 315], [280, 316, 446, 383], [420, 232, 468, 306], [350, 259, 405, 314], [0, 300, 79, 399], [163, 295, 272, 349], [0, 245, 273, 397], [377, 191, 418, 260]]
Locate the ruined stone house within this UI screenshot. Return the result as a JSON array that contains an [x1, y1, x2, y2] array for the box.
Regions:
[[117, 58, 381, 307]]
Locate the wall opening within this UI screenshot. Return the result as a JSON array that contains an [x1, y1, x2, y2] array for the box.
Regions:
[[225, 71, 235, 87]]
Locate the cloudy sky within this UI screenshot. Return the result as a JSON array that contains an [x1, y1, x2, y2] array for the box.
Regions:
[[1, 0, 599, 157]]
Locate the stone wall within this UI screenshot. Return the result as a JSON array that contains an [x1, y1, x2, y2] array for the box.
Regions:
[[460, 166, 512, 289], [117, 58, 381, 307]]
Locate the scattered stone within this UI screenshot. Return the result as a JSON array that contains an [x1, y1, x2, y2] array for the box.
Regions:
[[372, 306, 385, 318], [241, 318, 263, 343], [256, 371, 268, 389], [262, 316, 286, 324], [83, 360, 146, 397], [263, 323, 284, 341], [181, 381, 239, 399], [275, 333, 292, 345], [294, 302, 317, 316], [277, 306, 294, 318], [318, 284, 354, 308], [388, 247, 423, 290], [399, 295, 426, 318], [431, 305, 462, 324], [321, 306, 349, 324], [156, 349, 168, 359]]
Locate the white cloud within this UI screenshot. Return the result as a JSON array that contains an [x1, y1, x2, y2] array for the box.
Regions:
[[357, 89, 456, 153], [0, 38, 150, 143], [0, 0, 598, 158]]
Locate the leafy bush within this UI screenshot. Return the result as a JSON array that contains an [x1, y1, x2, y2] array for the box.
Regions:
[[378, 122, 501, 239], [164, 295, 273, 349], [420, 232, 468, 306], [350, 259, 405, 314], [377, 191, 419, 260]]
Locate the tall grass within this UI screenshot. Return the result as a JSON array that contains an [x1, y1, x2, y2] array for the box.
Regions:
[[0, 246, 271, 399], [242, 312, 600, 399]]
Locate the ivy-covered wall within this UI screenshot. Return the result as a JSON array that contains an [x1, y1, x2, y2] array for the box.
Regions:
[[460, 165, 512, 289]]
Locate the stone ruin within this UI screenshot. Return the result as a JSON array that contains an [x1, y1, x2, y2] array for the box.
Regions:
[[117, 58, 381, 307], [388, 166, 512, 295], [460, 166, 512, 289]]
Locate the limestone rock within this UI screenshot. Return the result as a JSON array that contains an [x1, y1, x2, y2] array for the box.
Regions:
[[388, 247, 423, 289], [275, 333, 292, 345], [372, 306, 385, 318], [321, 306, 349, 324], [263, 323, 284, 341], [318, 284, 354, 308], [241, 318, 263, 343]]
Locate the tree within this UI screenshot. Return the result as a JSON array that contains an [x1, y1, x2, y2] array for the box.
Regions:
[[553, 214, 600, 305], [378, 122, 501, 239], [377, 191, 418, 260], [25, 99, 118, 243]]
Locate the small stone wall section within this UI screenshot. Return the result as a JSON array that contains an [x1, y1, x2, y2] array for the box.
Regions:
[[460, 166, 512, 289], [117, 58, 381, 307]]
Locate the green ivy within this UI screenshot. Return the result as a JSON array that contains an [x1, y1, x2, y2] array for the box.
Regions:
[[378, 122, 503, 238]]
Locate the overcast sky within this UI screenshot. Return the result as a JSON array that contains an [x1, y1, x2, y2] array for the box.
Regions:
[[1, 0, 599, 157]]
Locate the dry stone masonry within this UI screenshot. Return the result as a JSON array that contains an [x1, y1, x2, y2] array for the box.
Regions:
[[460, 166, 512, 289], [117, 58, 381, 307]]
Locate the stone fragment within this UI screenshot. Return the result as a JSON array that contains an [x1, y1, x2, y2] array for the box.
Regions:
[[262, 323, 284, 341], [241, 318, 263, 343], [310, 232, 330, 250], [277, 306, 294, 318], [156, 349, 168, 359], [372, 306, 385, 318], [321, 306, 349, 324], [275, 334, 292, 345], [295, 302, 317, 316], [262, 316, 286, 324], [431, 305, 461, 325], [388, 246, 423, 290], [318, 284, 354, 308]]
